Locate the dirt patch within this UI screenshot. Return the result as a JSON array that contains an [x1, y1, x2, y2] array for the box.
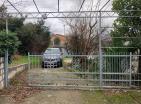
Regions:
[[0, 70, 44, 104], [10, 69, 28, 86], [0, 96, 14, 104], [21, 90, 83, 104], [0, 86, 44, 104]]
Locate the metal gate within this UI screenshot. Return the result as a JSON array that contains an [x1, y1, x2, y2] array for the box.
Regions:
[[28, 54, 100, 89], [28, 53, 141, 89]]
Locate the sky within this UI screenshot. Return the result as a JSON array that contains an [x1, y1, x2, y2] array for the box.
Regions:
[[0, 0, 113, 34]]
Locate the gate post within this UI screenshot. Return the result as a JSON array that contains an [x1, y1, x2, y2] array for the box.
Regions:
[[4, 49, 9, 88], [129, 52, 132, 87], [99, 11, 103, 88]]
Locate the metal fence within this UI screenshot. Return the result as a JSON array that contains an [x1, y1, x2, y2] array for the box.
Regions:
[[1, 51, 141, 89], [28, 53, 141, 89], [102, 53, 141, 88]]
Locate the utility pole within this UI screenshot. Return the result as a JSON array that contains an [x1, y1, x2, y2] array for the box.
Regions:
[[6, 19, 8, 34]]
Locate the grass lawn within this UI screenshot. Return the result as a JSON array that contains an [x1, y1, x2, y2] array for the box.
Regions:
[[9, 55, 28, 67], [81, 90, 141, 104], [9, 55, 42, 67]]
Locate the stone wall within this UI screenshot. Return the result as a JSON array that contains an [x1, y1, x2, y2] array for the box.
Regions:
[[0, 57, 4, 89]]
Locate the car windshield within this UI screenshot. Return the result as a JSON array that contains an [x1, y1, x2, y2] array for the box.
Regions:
[[44, 48, 60, 54]]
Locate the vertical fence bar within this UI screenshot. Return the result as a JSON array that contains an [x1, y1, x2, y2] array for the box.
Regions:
[[28, 52, 30, 70], [129, 52, 132, 87], [4, 50, 8, 88], [27, 52, 30, 85], [99, 11, 103, 88], [62, 53, 64, 70]]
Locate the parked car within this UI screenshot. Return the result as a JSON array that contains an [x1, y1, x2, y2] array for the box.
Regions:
[[42, 48, 63, 68]]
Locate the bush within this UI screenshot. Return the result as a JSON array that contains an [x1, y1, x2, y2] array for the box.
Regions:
[[17, 22, 50, 54], [0, 31, 20, 56]]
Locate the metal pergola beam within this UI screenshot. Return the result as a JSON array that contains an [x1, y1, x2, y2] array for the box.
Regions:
[[100, 0, 111, 11], [33, 0, 40, 13], [4, 0, 141, 19], [1, 10, 140, 19], [79, 0, 86, 12], [7, 0, 22, 16]]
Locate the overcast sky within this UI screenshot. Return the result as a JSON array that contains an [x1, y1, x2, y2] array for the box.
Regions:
[[0, 0, 113, 34]]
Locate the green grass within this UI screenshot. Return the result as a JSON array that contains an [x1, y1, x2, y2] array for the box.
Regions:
[[81, 91, 108, 104], [9, 56, 28, 67], [81, 90, 141, 104], [9, 55, 42, 67], [30, 56, 42, 68]]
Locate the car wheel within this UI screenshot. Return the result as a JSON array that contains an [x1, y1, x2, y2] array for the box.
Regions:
[[56, 62, 59, 68], [60, 61, 63, 67], [60, 59, 63, 67], [57, 61, 62, 67], [42, 62, 45, 68]]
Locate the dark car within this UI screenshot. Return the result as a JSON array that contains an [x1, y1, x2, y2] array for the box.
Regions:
[[42, 48, 62, 68]]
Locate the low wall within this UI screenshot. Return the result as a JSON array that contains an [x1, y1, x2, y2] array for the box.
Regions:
[[0, 57, 4, 89], [0, 61, 28, 89], [8, 63, 28, 80]]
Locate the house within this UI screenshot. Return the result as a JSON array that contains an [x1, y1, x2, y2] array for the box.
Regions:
[[50, 34, 66, 48]]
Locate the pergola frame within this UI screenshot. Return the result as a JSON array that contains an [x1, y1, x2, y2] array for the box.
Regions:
[[1, 0, 141, 88], [1, 10, 141, 19]]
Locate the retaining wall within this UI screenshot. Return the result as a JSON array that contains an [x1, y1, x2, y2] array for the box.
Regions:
[[0, 58, 28, 89]]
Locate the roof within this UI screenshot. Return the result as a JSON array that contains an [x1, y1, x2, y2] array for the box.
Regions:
[[51, 34, 66, 42], [51, 34, 65, 37]]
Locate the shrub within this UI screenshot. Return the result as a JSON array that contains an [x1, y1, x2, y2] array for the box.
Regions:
[[0, 31, 20, 56]]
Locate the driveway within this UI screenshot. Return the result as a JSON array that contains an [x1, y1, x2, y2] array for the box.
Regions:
[[1, 68, 141, 104]]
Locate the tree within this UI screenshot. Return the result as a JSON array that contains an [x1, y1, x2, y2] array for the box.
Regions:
[[64, 14, 107, 71], [0, 5, 50, 54], [111, 0, 141, 72], [65, 18, 106, 55], [17, 21, 50, 54], [0, 5, 22, 57], [64, 0, 108, 55], [0, 5, 25, 32], [0, 31, 20, 56]]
